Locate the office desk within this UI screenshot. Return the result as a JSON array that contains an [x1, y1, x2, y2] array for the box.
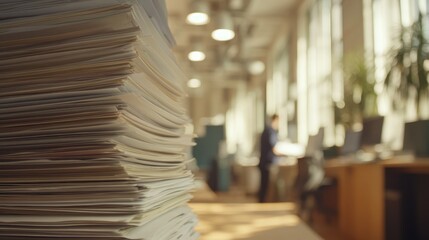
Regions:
[[324, 157, 429, 240]]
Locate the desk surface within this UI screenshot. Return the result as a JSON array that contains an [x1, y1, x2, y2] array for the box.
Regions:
[[325, 156, 429, 169]]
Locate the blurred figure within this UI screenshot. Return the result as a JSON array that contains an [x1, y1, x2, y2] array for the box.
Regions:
[[258, 114, 280, 203]]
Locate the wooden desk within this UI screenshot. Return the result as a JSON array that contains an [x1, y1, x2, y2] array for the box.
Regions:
[[324, 157, 429, 240]]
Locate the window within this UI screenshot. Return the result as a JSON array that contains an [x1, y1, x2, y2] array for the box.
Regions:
[[297, 0, 338, 146]]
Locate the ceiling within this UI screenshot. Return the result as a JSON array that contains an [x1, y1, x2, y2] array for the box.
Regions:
[[165, 0, 298, 86]]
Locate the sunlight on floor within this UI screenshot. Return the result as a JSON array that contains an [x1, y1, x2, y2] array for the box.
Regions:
[[190, 203, 322, 240]]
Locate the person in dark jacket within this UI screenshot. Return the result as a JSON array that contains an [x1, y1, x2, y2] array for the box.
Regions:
[[258, 114, 279, 203]]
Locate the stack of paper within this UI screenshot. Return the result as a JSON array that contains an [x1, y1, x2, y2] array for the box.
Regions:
[[0, 0, 198, 239]]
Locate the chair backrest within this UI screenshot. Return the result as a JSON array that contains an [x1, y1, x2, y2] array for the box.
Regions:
[[304, 128, 324, 157], [340, 130, 362, 155], [295, 128, 325, 192]]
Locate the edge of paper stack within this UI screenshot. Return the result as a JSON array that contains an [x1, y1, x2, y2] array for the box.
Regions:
[[0, 0, 199, 239]]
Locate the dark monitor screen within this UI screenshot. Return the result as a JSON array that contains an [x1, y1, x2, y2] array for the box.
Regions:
[[360, 116, 384, 147], [341, 130, 362, 155], [403, 120, 429, 157]]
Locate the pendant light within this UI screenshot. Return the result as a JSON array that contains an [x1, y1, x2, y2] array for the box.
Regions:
[[186, 0, 210, 25], [211, 11, 235, 41], [187, 78, 202, 88], [187, 42, 206, 62]]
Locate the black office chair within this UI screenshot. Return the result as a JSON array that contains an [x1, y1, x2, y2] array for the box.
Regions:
[[295, 129, 336, 223]]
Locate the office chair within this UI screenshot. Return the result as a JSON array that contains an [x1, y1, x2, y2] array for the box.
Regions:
[[295, 129, 336, 223]]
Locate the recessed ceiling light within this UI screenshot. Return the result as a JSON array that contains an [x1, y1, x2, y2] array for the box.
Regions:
[[187, 12, 209, 25], [188, 51, 206, 61], [212, 29, 235, 41], [187, 78, 201, 88]]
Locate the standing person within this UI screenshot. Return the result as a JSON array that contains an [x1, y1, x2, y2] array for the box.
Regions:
[[258, 114, 280, 203]]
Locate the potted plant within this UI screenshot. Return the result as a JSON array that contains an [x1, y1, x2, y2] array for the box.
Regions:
[[384, 13, 429, 117], [336, 54, 378, 129]]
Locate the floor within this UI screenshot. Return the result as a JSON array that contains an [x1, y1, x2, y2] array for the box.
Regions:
[[190, 202, 322, 240], [190, 180, 341, 240]]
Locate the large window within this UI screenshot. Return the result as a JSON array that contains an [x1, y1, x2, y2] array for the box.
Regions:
[[297, 0, 340, 146]]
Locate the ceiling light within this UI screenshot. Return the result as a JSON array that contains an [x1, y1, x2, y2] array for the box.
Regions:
[[188, 50, 206, 61], [211, 11, 235, 41], [188, 42, 206, 61], [187, 12, 209, 25], [212, 29, 235, 41], [186, 1, 210, 25], [248, 60, 265, 75], [187, 78, 201, 88]]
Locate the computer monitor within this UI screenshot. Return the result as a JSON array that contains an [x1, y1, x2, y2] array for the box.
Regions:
[[360, 116, 384, 147], [340, 130, 362, 155], [402, 119, 429, 157]]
